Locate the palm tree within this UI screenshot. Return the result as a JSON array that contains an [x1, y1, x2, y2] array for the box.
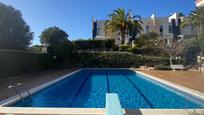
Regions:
[[128, 18, 143, 44], [181, 8, 204, 72], [181, 8, 204, 34], [105, 8, 142, 45]]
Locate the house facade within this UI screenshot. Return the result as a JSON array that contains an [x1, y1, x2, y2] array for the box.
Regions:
[[92, 13, 197, 45], [195, 0, 204, 7]]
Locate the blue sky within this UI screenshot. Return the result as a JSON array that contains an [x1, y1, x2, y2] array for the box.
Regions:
[[0, 0, 196, 45]]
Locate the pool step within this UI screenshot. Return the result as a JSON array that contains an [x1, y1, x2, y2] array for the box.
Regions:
[[106, 93, 123, 115]]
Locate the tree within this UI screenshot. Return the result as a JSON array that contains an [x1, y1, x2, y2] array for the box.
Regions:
[[105, 8, 142, 45], [159, 39, 187, 67], [178, 13, 185, 17], [30, 45, 43, 53], [128, 17, 143, 44], [181, 8, 204, 72], [0, 2, 33, 50], [135, 32, 159, 48], [40, 26, 69, 46], [198, 34, 204, 55], [198, 34, 204, 72], [181, 8, 204, 34], [40, 26, 75, 67]]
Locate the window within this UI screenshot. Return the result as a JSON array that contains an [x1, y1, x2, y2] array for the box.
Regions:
[[96, 28, 100, 35], [146, 26, 149, 33], [160, 25, 163, 36], [169, 25, 173, 33]]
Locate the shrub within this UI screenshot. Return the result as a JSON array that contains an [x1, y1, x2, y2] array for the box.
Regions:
[[73, 52, 170, 68], [48, 41, 75, 58], [141, 56, 170, 67], [74, 52, 140, 67], [74, 39, 115, 51], [134, 32, 159, 48], [130, 47, 166, 56], [0, 49, 57, 78], [112, 45, 119, 51], [119, 45, 131, 51], [172, 59, 185, 65], [30, 45, 43, 53], [47, 41, 76, 68], [198, 33, 204, 55]]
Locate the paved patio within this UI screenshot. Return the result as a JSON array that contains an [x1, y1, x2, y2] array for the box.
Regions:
[[0, 69, 77, 101], [139, 70, 204, 93]]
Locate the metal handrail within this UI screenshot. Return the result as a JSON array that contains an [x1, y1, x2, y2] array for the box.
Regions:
[[16, 83, 32, 99], [6, 85, 24, 101], [6, 83, 32, 102]]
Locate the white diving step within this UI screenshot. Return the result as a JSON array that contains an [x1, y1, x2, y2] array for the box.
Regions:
[[106, 93, 124, 115]]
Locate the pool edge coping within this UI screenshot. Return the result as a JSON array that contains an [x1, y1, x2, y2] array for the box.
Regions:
[[0, 107, 204, 115], [0, 69, 82, 106]]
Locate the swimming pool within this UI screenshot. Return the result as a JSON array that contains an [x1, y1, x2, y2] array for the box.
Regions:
[[10, 69, 204, 109]]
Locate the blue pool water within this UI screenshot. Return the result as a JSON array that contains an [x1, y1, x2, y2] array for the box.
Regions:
[[11, 69, 204, 109]]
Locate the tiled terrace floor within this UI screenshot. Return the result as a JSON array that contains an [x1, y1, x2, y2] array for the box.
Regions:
[[139, 70, 204, 93]]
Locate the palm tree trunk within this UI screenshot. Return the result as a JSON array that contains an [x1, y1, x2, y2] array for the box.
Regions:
[[121, 30, 125, 45]]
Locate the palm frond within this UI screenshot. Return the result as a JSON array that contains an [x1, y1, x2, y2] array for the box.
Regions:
[[182, 8, 204, 33], [105, 8, 143, 44]]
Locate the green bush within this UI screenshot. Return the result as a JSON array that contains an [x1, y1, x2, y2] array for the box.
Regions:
[[74, 39, 115, 51], [48, 41, 75, 59], [0, 49, 57, 78], [198, 34, 204, 55], [73, 52, 170, 68], [134, 32, 159, 48], [130, 47, 166, 56], [119, 45, 131, 51], [30, 45, 43, 53], [74, 52, 140, 67], [47, 41, 76, 68], [141, 56, 171, 67], [112, 45, 119, 51], [172, 59, 185, 65]]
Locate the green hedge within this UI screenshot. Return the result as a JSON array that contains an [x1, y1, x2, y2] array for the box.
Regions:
[[131, 47, 165, 56], [119, 45, 131, 51], [73, 52, 171, 68], [0, 49, 56, 78], [0, 49, 183, 78], [119, 46, 166, 56], [74, 39, 115, 51]]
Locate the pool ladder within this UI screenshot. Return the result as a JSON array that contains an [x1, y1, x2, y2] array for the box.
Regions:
[[6, 83, 32, 101]]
